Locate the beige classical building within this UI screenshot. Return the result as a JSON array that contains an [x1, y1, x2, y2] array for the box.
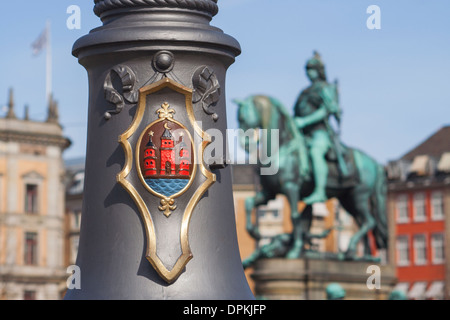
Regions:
[[0, 89, 71, 300]]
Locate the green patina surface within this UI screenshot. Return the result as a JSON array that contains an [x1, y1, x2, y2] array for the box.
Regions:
[[236, 52, 388, 267]]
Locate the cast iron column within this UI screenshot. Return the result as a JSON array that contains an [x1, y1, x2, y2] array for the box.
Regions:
[[65, 0, 253, 299]]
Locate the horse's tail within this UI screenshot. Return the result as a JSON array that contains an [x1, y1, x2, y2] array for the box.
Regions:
[[370, 163, 389, 249]]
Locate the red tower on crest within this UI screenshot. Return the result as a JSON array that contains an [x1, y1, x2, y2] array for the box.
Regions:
[[160, 124, 176, 175], [178, 133, 191, 176], [143, 131, 157, 177]]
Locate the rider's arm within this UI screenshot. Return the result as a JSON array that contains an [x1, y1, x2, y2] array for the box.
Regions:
[[295, 106, 327, 129], [295, 85, 339, 130]]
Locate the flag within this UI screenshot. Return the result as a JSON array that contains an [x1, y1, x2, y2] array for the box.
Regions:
[[31, 27, 48, 56]]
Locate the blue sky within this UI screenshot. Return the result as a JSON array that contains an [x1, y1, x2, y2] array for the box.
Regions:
[[1, 1, 449, 165]]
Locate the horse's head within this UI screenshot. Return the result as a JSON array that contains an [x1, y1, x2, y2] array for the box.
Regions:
[[233, 96, 264, 154], [234, 96, 262, 132]]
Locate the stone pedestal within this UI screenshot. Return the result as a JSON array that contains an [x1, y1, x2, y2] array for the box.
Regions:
[[251, 258, 396, 300]]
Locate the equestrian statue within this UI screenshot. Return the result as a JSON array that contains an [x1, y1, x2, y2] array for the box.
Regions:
[[234, 52, 388, 269]]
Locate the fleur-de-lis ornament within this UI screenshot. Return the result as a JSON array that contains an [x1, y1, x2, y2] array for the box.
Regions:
[[157, 102, 176, 119], [159, 197, 177, 217]]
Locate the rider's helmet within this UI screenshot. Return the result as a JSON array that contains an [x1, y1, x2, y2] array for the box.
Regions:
[[306, 51, 327, 81]]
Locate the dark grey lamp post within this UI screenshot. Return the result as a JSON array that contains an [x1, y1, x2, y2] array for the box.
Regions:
[[65, 0, 254, 300]]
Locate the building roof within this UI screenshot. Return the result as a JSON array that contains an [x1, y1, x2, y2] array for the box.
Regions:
[[146, 137, 155, 147], [401, 125, 450, 161], [161, 128, 173, 140], [1, 88, 70, 149], [65, 157, 86, 196], [65, 157, 86, 171], [387, 125, 450, 185], [179, 138, 187, 149]]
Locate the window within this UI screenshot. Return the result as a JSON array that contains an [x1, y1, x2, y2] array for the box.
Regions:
[[431, 191, 444, 221], [413, 193, 426, 222], [378, 249, 388, 265], [396, 195, 409, 223], [413, 234, 427, 265], [67, 171, 84, 195], [255, 197, 284, 248], [431, 233, 444, 264], [180, 149, 189, 158], [144, 160, 155, 167], [396, 236, 410, 266], [25, 184, 38, 214], [24, 232, 38, 265], [257, 209, 280, 220], [73, 210, 81, 229], [145, 149, 155, 157], [70, 236, 80, 265]]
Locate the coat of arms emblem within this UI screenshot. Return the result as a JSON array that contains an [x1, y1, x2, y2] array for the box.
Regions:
[[136, 102, 196, 217], [117, 77, 215, 283]]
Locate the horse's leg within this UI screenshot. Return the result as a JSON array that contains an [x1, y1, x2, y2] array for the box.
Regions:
[[245, 191, 272, 240], [244, 195, 259, 240], [363, 234, 372, 257], [342, 192, 376, 260], [284, 182, 304, 259], [351, 208, 372, 257]]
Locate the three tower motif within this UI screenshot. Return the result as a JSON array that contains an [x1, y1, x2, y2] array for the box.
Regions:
[[142, 124, 191, 180]]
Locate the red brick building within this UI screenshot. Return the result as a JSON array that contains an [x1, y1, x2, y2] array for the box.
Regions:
[[387, 125, 450, 300]]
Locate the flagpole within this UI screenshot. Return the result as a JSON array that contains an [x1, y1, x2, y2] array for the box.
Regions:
[[46, 20, 52, 106]]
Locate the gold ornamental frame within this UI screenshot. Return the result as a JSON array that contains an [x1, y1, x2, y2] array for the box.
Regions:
[[117, 77, 216, 283]]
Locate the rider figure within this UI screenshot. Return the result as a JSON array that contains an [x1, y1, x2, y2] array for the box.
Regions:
[[294, 52, 341, 205]]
